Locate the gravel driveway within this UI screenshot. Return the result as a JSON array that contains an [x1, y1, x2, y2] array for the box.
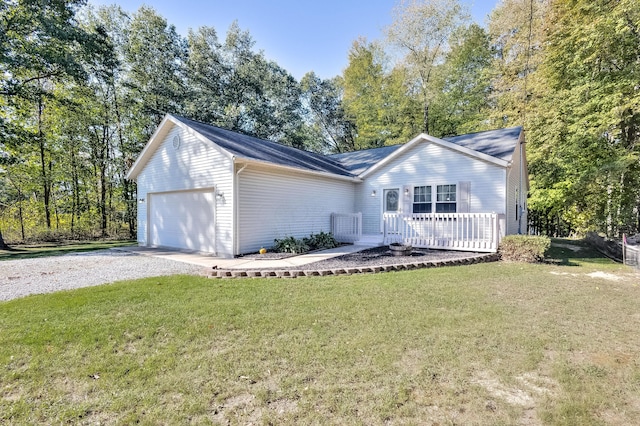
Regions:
[[0, 249, 204, 301]]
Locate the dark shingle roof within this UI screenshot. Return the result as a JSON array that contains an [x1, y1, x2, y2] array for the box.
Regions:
[[442, 127, 522, 162], [173, 115, 522, 177], [329, 127, 522, 173], [328, 145, 404, 175], [173, 115, 354, 177]]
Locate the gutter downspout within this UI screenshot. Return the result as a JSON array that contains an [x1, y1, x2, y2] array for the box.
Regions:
[[233, 161, 248, 256]]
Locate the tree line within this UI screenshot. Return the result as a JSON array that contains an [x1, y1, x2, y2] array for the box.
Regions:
[[1, 0, 638, 248]]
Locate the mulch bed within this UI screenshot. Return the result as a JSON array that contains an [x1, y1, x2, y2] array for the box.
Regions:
[[303, 246, 479, 270]]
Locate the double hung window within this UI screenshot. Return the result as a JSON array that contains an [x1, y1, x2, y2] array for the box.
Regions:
[[412, 186, 432, 213], [436, 184, 457, 213]]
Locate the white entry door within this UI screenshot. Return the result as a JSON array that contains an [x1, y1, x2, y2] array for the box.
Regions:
[[148, 189, 216, 253]]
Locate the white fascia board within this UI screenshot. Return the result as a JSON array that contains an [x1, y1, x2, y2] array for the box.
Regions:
[[358, 133, 509, 178], [125, 114, 235, 180], [236, 158, 362, 183], [125, 114, 173, 180]]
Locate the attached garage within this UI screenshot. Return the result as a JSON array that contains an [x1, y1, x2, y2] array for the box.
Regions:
[[148, 189, 216, 253]]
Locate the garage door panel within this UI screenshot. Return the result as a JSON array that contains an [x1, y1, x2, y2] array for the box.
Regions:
[[149, 190, 216, 253]]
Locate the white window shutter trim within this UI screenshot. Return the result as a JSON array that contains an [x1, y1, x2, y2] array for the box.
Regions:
[[458, 181, 471, 213], [402, 185, 412, 214]]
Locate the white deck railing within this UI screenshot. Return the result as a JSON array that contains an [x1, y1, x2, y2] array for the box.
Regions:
[[383, 213, 502, 252], [331, 212, 362, 243]]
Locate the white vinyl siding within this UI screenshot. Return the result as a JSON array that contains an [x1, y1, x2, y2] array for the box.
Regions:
[[135, 124, 234, 257], [237, 166, 356, 254], [358, 140, 507, 234]]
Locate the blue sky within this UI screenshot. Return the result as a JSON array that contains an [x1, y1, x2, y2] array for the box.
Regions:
[[88, 0, 500, 80]]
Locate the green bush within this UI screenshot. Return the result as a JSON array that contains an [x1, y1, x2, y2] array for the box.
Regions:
[[274, 232, 338, 254], [303, 231, 338, 251], [498, 235, 551, 262], [273, 236, 309, 254]]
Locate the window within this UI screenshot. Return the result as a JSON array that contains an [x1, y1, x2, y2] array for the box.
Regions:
[[384, 189, 399, 212], [436, 184, 456, 213], [413, 186, 432, 213]]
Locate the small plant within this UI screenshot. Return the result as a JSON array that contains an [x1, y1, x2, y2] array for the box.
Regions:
[[303, 231, 338, 251], [499, 235, 551, 262], [273, 236, 309, 254]]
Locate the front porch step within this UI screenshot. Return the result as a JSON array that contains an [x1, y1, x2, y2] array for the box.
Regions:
[[354, 234, 385, 247]]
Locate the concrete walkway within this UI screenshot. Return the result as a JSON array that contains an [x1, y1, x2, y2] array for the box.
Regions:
[[114, 245, 368, 270]]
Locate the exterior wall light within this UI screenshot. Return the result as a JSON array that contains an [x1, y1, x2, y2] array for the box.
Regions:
[[371, 190, 377, 197], [138, 198, 145, 203]]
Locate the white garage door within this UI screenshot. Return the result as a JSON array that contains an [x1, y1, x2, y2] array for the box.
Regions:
[[149, 189, 216, 253]]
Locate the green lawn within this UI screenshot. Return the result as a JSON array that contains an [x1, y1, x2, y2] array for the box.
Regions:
[[1, 240, 639, 424], [0, 240, 135, 261]]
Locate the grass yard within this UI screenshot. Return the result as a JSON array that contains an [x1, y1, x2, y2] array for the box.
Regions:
[[1, 239, 639, 424], [0, 240, 136, 261]]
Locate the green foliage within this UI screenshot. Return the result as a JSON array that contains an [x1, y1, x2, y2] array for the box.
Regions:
[[300, 72, 356, 153], [273, 232, 338, 254], [273, 236, 310, 254], [303, 231, 338, 251], [498, 235, 551, 263], [430, 24, 493, 136]]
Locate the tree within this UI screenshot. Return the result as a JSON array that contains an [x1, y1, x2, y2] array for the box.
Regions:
[[341, 38, 422, 149], [300, 72, 356, 153], [430, 24, 493, 136], [186, 22, 307, 148], [124, 6, 187, 141], [487, 0, 550, 129], [1, 0, 106, 233], [386, 0, 469, 134], [526, 0, 640, 236], [341, 39, 388, 148]]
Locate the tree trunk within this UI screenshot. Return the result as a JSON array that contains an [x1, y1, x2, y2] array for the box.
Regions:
[[112, 82, 137, 239], [0, 230, 7, 249], [37, 93, 52, 229], [423, 101, 429, 135]]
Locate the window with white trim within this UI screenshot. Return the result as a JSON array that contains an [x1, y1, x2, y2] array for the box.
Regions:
[[436, 184, 456, 213], [413, 186, 432, 213]]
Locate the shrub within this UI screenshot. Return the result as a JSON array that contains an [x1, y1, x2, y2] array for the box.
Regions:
[[499, 235, 551, 262], [273, 232, 338, 254], [303, 231, 338, 251], [273, 236, 309, 254]]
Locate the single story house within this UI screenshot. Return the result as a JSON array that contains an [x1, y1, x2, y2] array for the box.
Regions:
[[126, 114, 528, 257]]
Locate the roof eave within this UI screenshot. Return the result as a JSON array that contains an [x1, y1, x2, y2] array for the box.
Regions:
[[236, 158, 362, 182]]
